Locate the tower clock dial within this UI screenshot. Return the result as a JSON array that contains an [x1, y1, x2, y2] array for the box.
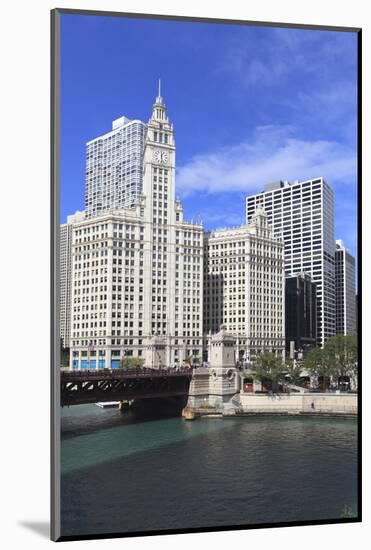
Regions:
[[153, 149, 168, 165]]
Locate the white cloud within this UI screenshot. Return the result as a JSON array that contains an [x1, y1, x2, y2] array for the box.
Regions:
[[220, 28, 355, 90], [176, 126, 357, 197], [217, 29, 357, 141]]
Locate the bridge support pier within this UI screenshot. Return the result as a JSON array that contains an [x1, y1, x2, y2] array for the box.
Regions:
[[118, 400, 130, 412]]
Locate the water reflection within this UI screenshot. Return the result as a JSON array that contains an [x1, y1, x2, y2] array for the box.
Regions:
[[61, 406, 357, 537]]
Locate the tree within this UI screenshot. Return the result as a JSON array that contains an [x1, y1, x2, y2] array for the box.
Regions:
[[284, 358, 304, 386], [323, 334, 358, 387], [255, 352, 285, 392], [60, 339, 70, 369], [120, 357, 144, 369], [304, 347, 334, 388]]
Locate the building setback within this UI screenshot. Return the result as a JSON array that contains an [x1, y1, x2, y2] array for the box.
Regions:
[[69, 90, 203, 369], [285, 272, 317, 356], [203, 208, 285, 363], [246, 178, 335, 347], [85, 116, 147, 218], [335, 240, 356, 335]]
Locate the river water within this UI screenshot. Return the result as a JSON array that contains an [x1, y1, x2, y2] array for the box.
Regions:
[[60, 404, 358, 537]]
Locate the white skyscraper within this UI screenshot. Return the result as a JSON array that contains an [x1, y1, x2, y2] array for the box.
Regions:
[[60, 211, 85, 349], [335, 240, 356, 335], [60, 223, 73, 349], [69, 87, 203, 369], [204, 208, 285, 363], [60, 116, 146, 347], [246, 178, 335, 347], [85, 115, 147, 218]]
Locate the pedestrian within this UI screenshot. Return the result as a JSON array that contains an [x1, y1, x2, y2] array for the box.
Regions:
[[311, 401, 315, 410]]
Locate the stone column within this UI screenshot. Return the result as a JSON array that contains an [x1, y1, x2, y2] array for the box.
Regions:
[[235, 337, 240, 365], [166, 336, 172, 367], [105, 347, 112, 370]]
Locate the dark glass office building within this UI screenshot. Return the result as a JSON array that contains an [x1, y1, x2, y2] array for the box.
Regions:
[[285, 273, 317, 356]]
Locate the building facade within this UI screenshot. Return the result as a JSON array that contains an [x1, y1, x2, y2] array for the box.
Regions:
[[285, 272, 317, 357], [335, 240, 356, 335], [85, 115, 147, 218], [246, 178, 335, 347], [203, 208, 285, 364], [60, 211, 85, 349], [69, 90, 203, 369]]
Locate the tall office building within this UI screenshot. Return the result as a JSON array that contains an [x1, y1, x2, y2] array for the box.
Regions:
[[60, 223, 73, 349], [60, 211, 85, 348], [246, 178, 335, 347], [285, 272, 317, 356], [335, 240, 356, 335], [203, 208, 285, 363], [85, 115, 147, 218], [69, 88, 203, 369]]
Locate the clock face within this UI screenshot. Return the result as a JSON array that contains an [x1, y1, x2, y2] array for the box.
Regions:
[[153, 149, 168, 165]]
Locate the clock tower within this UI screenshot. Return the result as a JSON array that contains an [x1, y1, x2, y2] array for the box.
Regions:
[[142, 82, 176, 364], [142, 82, 203, 369], [142, 80, 176, 218]]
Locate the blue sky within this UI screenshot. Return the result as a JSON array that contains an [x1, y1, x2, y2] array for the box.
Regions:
[[60, 13, 358, 262]]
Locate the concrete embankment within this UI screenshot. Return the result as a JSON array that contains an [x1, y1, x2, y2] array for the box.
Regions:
[[238, 392, 357, 416], [187, 393, 357, 418]]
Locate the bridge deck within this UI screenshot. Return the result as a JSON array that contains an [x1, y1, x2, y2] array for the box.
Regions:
[[61, 367, 193, 406], [62, 367, 193, 382]]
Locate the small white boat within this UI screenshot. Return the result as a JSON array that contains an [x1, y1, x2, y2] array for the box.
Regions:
[[95, 401, 120, 409]]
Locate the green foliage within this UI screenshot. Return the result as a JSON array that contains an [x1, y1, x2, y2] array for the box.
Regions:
[[340, 504, 356, 518], [60, 340, 70, 368], [304, 334, 358, 386], [119, 357, 145, 369], [324, 334, 358, 380], [60, 349, 70, 368], [255, 352, 285, 388], [284, 359, 303, 386], [304, 347, 333, 380]]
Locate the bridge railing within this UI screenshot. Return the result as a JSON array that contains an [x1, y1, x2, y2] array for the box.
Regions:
[[61, 367, 193, 380]]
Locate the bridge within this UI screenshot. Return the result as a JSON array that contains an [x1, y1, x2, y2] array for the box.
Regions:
[[61, 367, 193, 407]]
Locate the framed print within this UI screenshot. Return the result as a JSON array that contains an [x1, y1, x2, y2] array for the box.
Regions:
[[51, 8, 361, 542]]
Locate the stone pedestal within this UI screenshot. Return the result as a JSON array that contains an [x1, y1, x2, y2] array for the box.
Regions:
[[187, 368, 210, 407], [187, 326, 240, 408]]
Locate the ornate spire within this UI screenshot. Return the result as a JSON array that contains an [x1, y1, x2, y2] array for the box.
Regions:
[[151, 79, 168, 122], [154, 78, 163, 106]]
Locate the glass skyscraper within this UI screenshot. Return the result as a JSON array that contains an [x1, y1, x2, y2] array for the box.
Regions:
[[246, 178, 335, 347], [85, 116, 147, 218], [335, 239, 356, 335]]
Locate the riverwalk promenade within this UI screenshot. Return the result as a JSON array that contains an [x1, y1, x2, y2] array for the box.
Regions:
[[187, 392, 357, 418], [238, 391, 357, 415]]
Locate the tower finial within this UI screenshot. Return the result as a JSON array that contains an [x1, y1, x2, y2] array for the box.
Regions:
[[158, 78, 161, 97]]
